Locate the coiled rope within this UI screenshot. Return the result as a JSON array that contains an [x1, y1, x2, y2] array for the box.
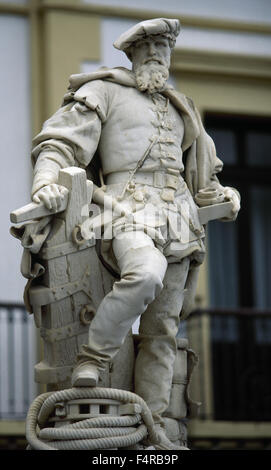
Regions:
[[26, 387, 160, 450]]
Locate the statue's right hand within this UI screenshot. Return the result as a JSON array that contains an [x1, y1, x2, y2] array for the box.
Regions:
[[32, 184, 69, 211]]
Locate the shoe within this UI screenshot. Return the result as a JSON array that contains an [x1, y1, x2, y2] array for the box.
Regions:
[[153, 425, 190, 451], [71, 362, 99, 387]]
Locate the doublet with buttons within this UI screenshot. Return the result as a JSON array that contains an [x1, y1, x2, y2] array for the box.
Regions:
[[141, 93, 185, 173]]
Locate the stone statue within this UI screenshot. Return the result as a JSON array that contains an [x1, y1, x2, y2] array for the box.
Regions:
[[10, 18, 240, 451]]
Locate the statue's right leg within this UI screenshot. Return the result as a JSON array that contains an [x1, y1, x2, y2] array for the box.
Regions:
[[72, 231, 167, 386]]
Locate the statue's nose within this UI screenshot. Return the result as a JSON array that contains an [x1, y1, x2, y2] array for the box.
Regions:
[[148, 43, 156, 55]]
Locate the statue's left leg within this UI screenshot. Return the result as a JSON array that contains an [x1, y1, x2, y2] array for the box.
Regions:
[[134, 257, 190, 426]]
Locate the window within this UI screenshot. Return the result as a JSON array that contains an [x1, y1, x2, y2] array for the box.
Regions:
[[205, 113, 271, 421], [206, 113, 271, 310]]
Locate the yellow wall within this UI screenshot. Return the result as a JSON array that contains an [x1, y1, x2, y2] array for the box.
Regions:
[[177, 74, 271, 117], [43, 11, 100, 118]]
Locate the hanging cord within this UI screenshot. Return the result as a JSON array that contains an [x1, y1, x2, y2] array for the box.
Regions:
[[117, 95, 169, 202], [26, 387, 160, 450], [117, 136, 159, 201]]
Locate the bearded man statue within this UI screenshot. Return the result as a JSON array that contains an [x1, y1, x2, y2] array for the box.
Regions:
[[31, 18, 240, 450]]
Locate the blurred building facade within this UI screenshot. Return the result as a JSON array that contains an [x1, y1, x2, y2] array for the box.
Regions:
[[0, 0, 271, 449]]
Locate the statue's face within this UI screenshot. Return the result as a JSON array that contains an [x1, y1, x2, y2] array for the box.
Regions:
[[130, 36, 171, 70]]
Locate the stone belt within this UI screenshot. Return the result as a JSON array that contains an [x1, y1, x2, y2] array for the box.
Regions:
[[106, 170, 186, 191]]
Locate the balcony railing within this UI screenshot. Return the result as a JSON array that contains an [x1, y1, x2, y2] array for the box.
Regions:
[[1, 302, 270, 425], [0, 303, 38, 420], [187, 308, 271, 422]]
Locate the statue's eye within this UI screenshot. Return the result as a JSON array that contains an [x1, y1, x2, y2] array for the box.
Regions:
[[155, 41, 167, 48]]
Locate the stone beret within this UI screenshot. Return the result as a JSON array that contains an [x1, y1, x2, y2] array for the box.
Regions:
[[113, 18, 180, 52]]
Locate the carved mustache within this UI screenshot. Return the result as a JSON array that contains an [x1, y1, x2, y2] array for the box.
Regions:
[[143, 57, 164, 65]]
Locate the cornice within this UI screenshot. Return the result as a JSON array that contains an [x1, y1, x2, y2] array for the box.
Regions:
[[1, 0, 269, 35], [171, 48, 271, 80]]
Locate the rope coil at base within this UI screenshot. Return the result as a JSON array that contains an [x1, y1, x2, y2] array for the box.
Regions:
[[26, 388, 160, 450]]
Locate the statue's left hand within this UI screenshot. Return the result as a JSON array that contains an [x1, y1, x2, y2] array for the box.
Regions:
[[223, 187, 241, 218]]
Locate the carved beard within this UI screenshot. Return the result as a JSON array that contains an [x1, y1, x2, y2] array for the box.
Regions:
[[134, 62, 169, 94]]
